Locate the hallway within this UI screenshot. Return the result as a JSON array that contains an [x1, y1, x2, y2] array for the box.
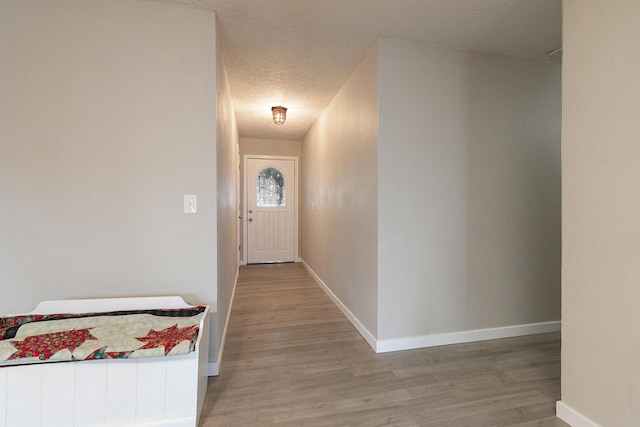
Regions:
[[201, 263, 566, 426]]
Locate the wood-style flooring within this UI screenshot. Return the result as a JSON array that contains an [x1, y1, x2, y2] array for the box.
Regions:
[[201, 263, 567, 427]]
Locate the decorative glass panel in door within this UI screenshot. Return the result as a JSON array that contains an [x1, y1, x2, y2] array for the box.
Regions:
[[256, 167, 285, 207]]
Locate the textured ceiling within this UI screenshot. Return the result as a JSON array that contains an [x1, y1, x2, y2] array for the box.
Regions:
[[162, 0, 562, 140]]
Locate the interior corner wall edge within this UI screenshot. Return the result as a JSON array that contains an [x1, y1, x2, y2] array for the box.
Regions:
[[0, 0, 220, 361]]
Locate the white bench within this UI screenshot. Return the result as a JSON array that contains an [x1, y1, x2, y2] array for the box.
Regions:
[[0, 296, 209, 427]]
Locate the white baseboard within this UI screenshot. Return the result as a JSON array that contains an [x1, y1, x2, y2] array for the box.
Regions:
[[207, 362, 219, 376], [376, 321, 561, 353], [300, 258, 561, 355], [556, 401, 602, 427], [208, 268, 239, 377], [300, 258, 378, 351]]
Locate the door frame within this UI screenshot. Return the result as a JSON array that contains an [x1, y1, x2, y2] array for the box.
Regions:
[[242, 154, 299, 265]]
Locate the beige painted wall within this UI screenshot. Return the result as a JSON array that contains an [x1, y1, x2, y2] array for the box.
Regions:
[[561, 0, 640, 424], [240, 138, 302, 159], [377, 39, 562, 339], [301, 39, 560, 344], [301, 45, 379, 336], [0, 0, 222, 362], [215, 19, 239, 362], [239, 138, 302, 263]]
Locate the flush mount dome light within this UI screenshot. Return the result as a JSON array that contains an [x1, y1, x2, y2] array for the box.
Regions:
[[271, 106, 287, 125]]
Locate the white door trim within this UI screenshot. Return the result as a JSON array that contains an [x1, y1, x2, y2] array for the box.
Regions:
[[243, 154, 299, 264]]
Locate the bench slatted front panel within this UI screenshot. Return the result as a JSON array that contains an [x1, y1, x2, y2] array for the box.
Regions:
[[0, 356, 198, 427]]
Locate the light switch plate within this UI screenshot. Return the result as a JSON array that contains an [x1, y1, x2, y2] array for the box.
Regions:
[[184, 195, 197, 213]]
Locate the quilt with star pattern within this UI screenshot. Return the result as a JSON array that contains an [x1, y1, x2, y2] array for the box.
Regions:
[[0, 306, 205, 366]]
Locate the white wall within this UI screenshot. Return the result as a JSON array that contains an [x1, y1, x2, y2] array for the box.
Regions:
[[302, 38, 561, 349], [0, 0, 222, 362], [301, 45, 379, 337], [560, 1, 640, 425], [377, 39, 562, 340], [215, 20, 239, 366]]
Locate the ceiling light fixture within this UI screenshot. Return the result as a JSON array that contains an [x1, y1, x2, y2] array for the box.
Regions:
[[271, 106, 287, 125]]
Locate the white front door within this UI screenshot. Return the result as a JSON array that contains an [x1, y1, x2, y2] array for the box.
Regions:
[[246, 157, 296, 263]]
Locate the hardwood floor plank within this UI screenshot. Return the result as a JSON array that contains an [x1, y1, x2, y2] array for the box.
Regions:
[[201, 263, 567, 426]]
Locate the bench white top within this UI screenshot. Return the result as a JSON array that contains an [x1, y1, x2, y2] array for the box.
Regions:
[[29, 296, 195, 315]]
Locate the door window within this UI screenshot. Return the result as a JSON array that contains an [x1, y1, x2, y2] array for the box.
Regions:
[[256, 167, 285, 207]]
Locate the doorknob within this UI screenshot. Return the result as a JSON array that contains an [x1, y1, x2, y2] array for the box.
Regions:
[[248, 218, 253, 222], [249, 209, 253, 214]]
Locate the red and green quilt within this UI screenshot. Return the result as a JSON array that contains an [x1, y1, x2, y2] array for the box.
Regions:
[[0, 307, 205, 366]]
